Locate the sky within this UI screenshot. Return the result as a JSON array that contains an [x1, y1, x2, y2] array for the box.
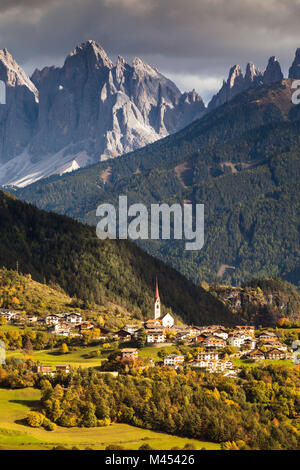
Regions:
[[0, 0, 299, 102]]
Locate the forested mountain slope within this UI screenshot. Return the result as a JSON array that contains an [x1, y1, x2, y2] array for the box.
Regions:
[[13, 80, 300, 286], [0, 190, 234, 325]]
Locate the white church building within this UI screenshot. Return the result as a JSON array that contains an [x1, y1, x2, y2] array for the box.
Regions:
[[153, 279, 174, 328]]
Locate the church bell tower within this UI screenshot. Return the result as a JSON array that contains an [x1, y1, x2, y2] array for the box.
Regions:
[[154, 278, 161, 320]]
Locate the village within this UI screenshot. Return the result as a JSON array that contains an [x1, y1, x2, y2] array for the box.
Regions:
[[0, 279, 293, 377]]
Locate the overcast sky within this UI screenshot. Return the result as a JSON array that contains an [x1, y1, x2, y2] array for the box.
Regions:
[[0, 0, 299, 102]]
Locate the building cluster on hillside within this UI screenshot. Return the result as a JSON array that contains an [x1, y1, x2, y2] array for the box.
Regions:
[[0, 309, 26, 324], [45, 312, 83, 336], [1, 279, 292, 378]]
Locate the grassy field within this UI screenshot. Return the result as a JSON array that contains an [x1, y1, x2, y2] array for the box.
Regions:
[[232, 357, 295, 368], [0, 388, 220, 450], [138, 345, 180, 361], [6, 345, 103, 368]]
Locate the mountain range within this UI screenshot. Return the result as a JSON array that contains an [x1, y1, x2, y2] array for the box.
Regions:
[[0, 40, 206, 187], [0, 42, 299, 188]]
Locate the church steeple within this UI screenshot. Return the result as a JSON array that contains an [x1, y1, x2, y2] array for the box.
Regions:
[[154, 277, 161, 319]]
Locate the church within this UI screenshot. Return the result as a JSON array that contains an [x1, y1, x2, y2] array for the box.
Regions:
[[153, 278, 174, 328]]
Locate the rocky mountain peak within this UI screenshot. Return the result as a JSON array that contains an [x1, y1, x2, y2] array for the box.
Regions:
[[65, 40, 114, 70], [0, 42, 206, 187], [289, 48, 300, 79], [228, 64, 244, 87], [263, 56, 283, 84], [182, 89, 204, 104], [132, 56, 159, 77], [0, 48, 38, 98], [244, 62, 262, 86]]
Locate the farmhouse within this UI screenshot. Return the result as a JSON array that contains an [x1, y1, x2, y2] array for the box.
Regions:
[[121, 348, 139, 360], [123, 324, 140, 334], [203, 336, 226, 349], [258, 332, 277, 342], [115, 329, 132, 341], [227, 334, 245, 348], [33, 364, 53, 375], [197, 351, 219, 361], [65, 312, 82, 324], [164, 354, 184, 367], [45, 314, 62, 325], [146, 329, 166, 343], [56, 364, 70, 373], [0, 310, 18, 323], [78, 322, 94, 332], [145, 319, 162, 329], [49, 322, 72, 336], [234, 326, 255, 337], [244, 349, 265, 361], [265, 349, 286, 360]]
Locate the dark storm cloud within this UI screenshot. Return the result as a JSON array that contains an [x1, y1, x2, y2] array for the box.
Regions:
[[0, 0, 299, 100]]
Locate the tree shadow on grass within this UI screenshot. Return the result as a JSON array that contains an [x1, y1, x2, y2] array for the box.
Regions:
[[9, 399, 40, 409]]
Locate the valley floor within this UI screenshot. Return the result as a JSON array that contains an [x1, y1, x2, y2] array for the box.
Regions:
[[0, 388, 220, 450]]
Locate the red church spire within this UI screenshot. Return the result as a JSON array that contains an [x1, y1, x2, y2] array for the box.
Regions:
[[155, 277, 160, 302]]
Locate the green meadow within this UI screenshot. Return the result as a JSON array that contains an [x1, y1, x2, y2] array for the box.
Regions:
[[0, 388, 220, 450], [6, 345, 104, 368]]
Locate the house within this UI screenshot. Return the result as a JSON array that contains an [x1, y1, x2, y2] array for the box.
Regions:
[[234, 326, 255, 337], [265, 349, 286, 360], [190, 359, 209, 368], [56, 364, 70, 374], [65, 313, 82, 324], [227, 334, 245, 348], [203, 325, 227, 333], [213, 360, 234, 373], [161, 313, 174, 328], [33, 364, 53, 375], [146, 329, 166, 343], [211, 329, 228, 340], [243, 338, 257, 350], [197, 351, 219, 361], [145, 319, 162, 329], [45, 314, 61, 325], [263, 341, 287, 352], [244, 349, 265, 361], [115, 329, 132, 342], [190, 358, 234, 374], [78, 322, 94, 332], [258, 332, 277, 342], [192, 333, 209, 344], [203, 336, 226, 349], [49, 322, 72, 336], [176, 331, 190, 342], [123, 324, 140, 334], [188, 327, 202, 337], [121, 348, 139, 360], [164, 354, 185, 367], [0, 310, 18, 324]]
